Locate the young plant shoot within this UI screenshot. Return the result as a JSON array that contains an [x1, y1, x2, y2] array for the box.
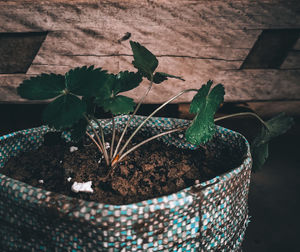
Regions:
[[17, 41, 294, 172]]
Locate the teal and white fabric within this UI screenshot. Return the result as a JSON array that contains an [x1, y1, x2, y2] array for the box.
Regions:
[[0, 116, 252, 251]]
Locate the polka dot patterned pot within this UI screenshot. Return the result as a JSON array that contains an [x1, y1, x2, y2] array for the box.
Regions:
[[0, 116, 252, 251]]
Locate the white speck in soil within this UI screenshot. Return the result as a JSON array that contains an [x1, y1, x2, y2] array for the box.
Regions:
[[38, 179, 44, 184], [67, 177, 72, 182], [105, 142, 110, 150], [59, 160, 63, 164], [179, 134, 184, 139], [70, 146, 78, 152], [71, 181, 94, 193]]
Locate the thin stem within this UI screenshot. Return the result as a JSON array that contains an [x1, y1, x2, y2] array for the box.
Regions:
[[91, 116, 110, 164], [86, 132, 103, 154], [84, 115, 110, 165], [90, 116, 105, 143], [113, 76, 154, 159], [110, 116, 116, 159], [84, 115, 104, 151], [214, 112, 270, 130], [114, 127, 185, 166], [117, 88, 198, 158]]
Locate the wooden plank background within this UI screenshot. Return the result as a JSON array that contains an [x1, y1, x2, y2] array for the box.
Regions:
[[0, 0, 299, 103]]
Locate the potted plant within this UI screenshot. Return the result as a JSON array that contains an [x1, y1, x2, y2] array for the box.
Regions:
[[0, 41, 293, 251]]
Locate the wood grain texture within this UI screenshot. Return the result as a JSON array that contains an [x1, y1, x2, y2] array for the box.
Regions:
[[281, 51, 300, 69], [247, 101, 300, 117], [294, 38, 300, 50], [178, 101, 300, 119], [0, 74, 31, 102], [0, 0, 300, 103]]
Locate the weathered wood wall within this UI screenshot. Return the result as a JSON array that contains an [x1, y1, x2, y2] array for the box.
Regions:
[[0, 0, 300, 104]]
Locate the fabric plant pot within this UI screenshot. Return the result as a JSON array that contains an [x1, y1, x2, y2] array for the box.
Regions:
[[0, 115, 252, 251]]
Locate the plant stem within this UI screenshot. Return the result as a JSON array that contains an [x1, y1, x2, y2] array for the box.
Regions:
[[117, 88, 198, 158], [113, 76, 154, 159], [91, 116, 110, 164], [84, 115, 104, 150], [113, 127, 185, 166], [86, 132, 103, 154], [84, 115, 110, 165], [214, 112, 270, 130], [110, 116, 116, 159]]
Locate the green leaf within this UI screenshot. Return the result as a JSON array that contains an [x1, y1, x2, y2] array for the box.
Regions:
[[94, 71, 141, 115], [185, 81, 225, 145], [115, 71, 143, 93], [17, 73, 65, 100], [251, 142, 269, 172], [65, 66, 109, 97], [130, 41, 158, 77], [42, 94, 86, 129], [153, 72, 185, 84], [97, 95, 135, 115], [70, 117, 88, 142], [99, 71, 142, 97], [97, 74, 117, 100], [264, 112, 294, 141], [82, 96, 96, 115], [251, 113, 294, 171]]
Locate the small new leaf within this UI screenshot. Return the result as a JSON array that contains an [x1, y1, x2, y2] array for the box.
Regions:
[[98, 95, 135, 115], [130, 41, 158, 77], [94, 71, 141, 115], [251, 113, 294, 171], [17, 73, 65, 100], [153, 72, 185, 84], [65, 66, 109, 97], [42, 94, 86, 129], [186, 81, 225, 145]]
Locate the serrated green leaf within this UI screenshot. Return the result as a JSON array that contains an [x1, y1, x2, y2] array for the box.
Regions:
[[82, 96, 96, 115], [70, 117, 88, 142], [98, 95, 135, 115], [99, 71, 142, 97], [251, 113, 294, 171], [65, 66, 109, 97], [17, 73, 65, 100], [189, 80, 214, 114], [153, 72, 185, 84], [94, 71, 141, 115], [130, 41, 158, 77], [99, 74, 118, 99], [185, 81, 225, 145], [185, 113, 216, 145], [265, 112, 294, 140], [115, 71, 143, 93], [42, 94, 86, 129]]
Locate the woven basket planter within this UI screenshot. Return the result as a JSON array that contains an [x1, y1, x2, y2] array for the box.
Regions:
[[0, 116, 252, 251]]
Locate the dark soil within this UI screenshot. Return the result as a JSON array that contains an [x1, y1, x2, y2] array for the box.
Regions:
[[2, 132, 243, 205]]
